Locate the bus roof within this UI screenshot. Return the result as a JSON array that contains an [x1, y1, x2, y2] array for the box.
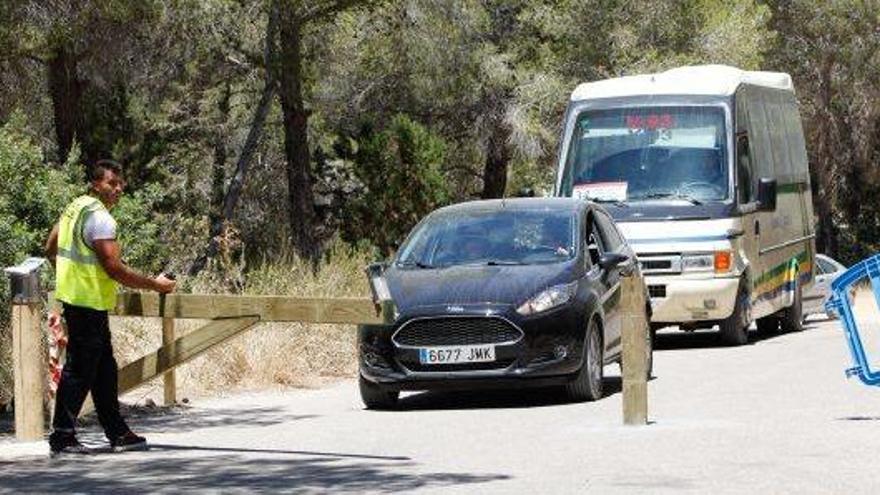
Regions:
[[570, 65, 794, 101]]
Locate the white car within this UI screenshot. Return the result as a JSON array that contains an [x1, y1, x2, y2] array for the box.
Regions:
[[803, 254, 847, 319]]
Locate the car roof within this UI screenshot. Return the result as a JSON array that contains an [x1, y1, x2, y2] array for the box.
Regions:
[[431, 198, 591, 217]]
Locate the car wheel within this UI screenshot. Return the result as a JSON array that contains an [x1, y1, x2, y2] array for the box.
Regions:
[[755, 315, 779, 336], [719, 282, 750, 346], [565, 318, 604, 402], [781, 280, 804, 333], [359, 375, 399, 410]]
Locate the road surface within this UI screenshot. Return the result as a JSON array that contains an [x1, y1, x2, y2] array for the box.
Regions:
[[2, 316, 880, 493]]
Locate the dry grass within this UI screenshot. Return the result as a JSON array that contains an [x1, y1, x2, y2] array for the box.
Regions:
[[109, 242, 378, 402]]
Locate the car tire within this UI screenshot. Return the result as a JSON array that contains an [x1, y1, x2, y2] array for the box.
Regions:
[[781, 280, 804, 333], [566, 318, 604, 402], [359, 375, 399, 410], [719, 282, 750, 346], [755, 316, 779, 336]]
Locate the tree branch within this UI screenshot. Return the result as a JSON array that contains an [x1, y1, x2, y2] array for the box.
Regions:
[[301, 0, 367, 23]]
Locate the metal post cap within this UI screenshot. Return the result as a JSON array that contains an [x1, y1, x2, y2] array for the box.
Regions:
[[5, 257, 46, 304]]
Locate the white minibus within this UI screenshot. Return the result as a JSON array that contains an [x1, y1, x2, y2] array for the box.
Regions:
[[555, 65, 815, 345]]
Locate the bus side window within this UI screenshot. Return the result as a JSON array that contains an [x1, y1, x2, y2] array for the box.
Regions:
[[737, 134, 753, 204]]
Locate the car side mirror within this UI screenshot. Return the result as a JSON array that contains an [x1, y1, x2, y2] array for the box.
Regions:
[[599, 252, 629, 271], [757, 178, 776, 211]]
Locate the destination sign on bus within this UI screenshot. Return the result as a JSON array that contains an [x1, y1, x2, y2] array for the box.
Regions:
[[625, 114, 675, 130]]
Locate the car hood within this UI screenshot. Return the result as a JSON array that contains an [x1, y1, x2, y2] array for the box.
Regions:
[[385, 262, 577, 312]]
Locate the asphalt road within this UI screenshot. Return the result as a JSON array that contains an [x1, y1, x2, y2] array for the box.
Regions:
[[3, 316, 880, 494]]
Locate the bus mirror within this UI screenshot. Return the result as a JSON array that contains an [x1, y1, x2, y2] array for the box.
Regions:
[[757, 178, 777, 211]]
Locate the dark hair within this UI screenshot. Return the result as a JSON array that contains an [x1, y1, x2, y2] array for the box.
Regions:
[[87, 159, 123, 183]]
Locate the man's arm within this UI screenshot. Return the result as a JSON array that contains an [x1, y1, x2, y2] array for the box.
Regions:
[[93, 239, 176, 293], [45, 223, 59, 268]]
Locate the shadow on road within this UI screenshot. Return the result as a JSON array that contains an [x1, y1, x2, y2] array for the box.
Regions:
[[0, 448, 509, 493], [653, 317, 831, 352], [81, 403, 317, 435], [149, 443, 411, 460], [2, 403, 319, 444], [391, 376, 623, 411]]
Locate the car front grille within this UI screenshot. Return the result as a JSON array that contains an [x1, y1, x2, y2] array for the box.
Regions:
[[392, 317, 523, 348]]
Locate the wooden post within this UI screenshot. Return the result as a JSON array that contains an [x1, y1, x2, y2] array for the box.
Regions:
[[159, 292, 176, 405], [6, 258, 47, 441], [162, 315, 176, 406], [620, 272, 649, 426], [11, 303, 45, 441]]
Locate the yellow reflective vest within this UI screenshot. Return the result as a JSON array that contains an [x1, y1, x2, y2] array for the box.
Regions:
[[55, 195, 118, 310]]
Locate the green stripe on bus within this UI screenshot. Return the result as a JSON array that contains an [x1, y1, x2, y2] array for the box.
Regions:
[[753, 250, 810, 289]]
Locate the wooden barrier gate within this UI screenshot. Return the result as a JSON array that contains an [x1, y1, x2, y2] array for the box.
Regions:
[[6, 261, 649, 442]]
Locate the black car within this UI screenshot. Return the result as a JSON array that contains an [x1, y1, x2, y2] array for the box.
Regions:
[[358, 198, 650, 409]]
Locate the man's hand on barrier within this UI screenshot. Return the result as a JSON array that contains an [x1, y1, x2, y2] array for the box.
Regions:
[[154, 273, 176, 294]]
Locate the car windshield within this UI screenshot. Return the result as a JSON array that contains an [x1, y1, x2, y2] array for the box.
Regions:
[[397, 208, 577, 268], [561, 106, 729, 203]]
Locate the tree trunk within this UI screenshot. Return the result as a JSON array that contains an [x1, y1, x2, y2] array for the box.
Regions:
[[210, 82, 231, 227], [188, 11, 278, 278], [481, 122, 511, 199], [47, 45, 82, 163], [276, 3, 320, 264]]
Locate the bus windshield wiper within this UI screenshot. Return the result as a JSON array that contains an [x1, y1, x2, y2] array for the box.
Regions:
[[631, 192, 703, 205], [486, 260, 525, 266]]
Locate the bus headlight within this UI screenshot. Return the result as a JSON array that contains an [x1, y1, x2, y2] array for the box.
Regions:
[[681, 254, 714, 273], [681, 251, 733, 274]]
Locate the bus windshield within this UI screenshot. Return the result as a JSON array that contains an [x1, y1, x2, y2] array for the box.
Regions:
[[561, 106, 729, 203]]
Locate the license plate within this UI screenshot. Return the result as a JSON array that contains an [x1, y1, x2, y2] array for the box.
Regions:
[[419, 345, 496, 364]]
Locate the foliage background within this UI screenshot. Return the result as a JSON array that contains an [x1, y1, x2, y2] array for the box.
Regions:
[[1, 0, 878, 406]]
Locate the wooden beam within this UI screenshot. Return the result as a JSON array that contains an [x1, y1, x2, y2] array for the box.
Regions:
[[620, 274, 649, 426], [118, 316, 260, 395], [112, 293, 390, 324]]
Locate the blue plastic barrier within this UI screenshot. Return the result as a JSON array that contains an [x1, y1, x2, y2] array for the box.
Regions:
[[826, 253, 880, 386]]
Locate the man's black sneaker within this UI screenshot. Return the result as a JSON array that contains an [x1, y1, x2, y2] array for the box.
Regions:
[[49, 435, 93, 457], [110, 430, 148, 452]]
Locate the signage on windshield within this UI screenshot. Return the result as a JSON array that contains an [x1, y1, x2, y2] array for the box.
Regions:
[[574, 182, 628, 202], [625, 114, 675, 131]]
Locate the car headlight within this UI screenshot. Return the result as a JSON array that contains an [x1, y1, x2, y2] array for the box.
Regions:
[[517, 282, 578, 315], [681, 251, 733, 274]]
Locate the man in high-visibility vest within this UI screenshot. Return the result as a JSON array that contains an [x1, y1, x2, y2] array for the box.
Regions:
[[45, 159, 176, 456]]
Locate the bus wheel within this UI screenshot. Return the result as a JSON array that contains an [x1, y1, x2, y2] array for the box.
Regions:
[[720, 283, 750, 346], [781, 281, 804, 333]]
